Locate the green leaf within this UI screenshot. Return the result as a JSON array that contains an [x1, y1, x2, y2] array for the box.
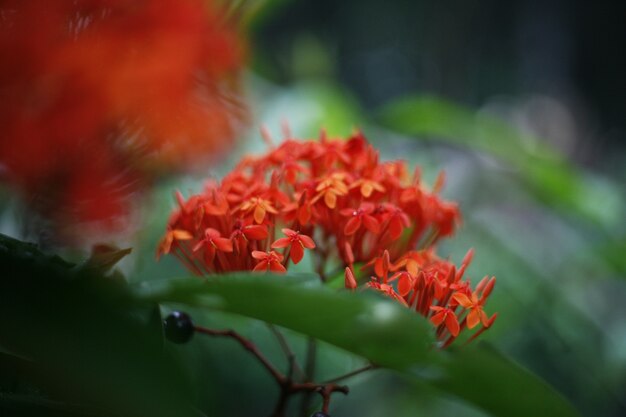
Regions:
[[227, 0, 294, 30], [135, 273, 581, 417], [426, 344, 580, 417], [0, 394, 102, 417], [0, 234, 198, 417], [136, 273, 435, 369]]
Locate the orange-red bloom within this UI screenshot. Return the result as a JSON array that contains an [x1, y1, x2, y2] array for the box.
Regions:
[[453, 292, 490, 329], [252, 251, 287, 273], [271, 229, 315, 264], [430, 306, 460, 337], [0, 0, 245, 241], [340, 203, 380, 236], [158, 131, 495, 347], [193, 228, 234, 265]]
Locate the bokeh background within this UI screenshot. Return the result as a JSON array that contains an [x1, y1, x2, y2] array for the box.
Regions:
[[1, 1, 625, 416]]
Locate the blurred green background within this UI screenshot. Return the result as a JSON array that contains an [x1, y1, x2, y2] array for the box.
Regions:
[[2, 0, 625, 416]]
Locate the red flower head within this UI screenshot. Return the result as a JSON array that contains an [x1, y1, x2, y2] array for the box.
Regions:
[[0, 0, 245, 242], [158, 130, 495, 348]]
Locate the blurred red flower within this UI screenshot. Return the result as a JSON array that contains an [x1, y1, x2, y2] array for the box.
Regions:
[[0, 0, 245, 240]]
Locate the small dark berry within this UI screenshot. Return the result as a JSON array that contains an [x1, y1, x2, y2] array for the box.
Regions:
[[163, 311, 194, 344], [311, 413, 329, 417]]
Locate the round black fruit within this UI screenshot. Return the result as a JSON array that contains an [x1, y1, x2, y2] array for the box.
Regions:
[[164, 311, 194, 344]]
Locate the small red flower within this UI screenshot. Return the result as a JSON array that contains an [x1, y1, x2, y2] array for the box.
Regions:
[[366, 281, 408, 306], [271, 229, 316, 264], [231, 223, 269, 253], [312, 173, 349, 209], [453, 292, 489, 329], [239, 197, 279, 224], [340, 202, 380, 235], [429, 306, 460, 337], [252, 250, 287, 273], [157, 229, 193, 259], [193, 228, 233, 264], [350, 178, 385, 198]]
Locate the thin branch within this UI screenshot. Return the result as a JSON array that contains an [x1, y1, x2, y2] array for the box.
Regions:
[[299, 337, 318, 416], [195, 325, 349, 417], [194, 325, 286, 384], [267, 323, 305, 381], [322, 364, 376, 384]]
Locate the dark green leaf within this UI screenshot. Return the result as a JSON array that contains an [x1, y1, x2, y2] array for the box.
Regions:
[[135, 273, 581, 417], [0, 234, 199, 417], [136, 273, 434, 369], [425, 344, 580, 417]]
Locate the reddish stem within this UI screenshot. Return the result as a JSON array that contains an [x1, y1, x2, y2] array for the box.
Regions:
[[194, 325, 350, 417]]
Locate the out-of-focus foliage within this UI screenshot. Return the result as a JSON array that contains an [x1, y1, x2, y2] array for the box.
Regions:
[[378, 95, 625, 230]]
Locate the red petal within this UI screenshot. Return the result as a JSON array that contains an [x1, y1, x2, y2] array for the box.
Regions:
[[157, 234, 174, 257], [298, 206, 311, 225], [290, 243, 304, 264], [253, 205, 266, 224], [271, 238, 291, 248], [361, 182, 373, 197], [374, 258, 384, 277], [214, 238, 233, 252], [324, 192, 337, 208], [205, 228, 221, 239], [398, 274, 412, 296], [362, 215, 380, 234], [452, 293, 473, 308], [389, 218, 404, 240], [479, 309, 490, 327], [340, 208, 355, 217], [466, 310, 480, 329], [270, 251, 285, 262], [281, 228, 296, 237], [251, 251, 267, 260], [445, 313, 460, 337], [299, 234, 316, 249], [430, 311, 445, 326], [172, 230, 193, 240], [270, 261, 287, 273], [285, 168, 297, 184], [344, 216, 361, 235], [244, 225, 268, 240], [382, 251, 390, 275], [253, 261, 268, 272]]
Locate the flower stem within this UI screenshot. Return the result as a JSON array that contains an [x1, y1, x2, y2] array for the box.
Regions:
[[322, 364, 376, 384], [194, 325, 347, 417]]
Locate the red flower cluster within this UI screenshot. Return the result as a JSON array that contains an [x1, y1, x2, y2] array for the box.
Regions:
[[0, 0, 244, 237], [159, 131, 496, 346]]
